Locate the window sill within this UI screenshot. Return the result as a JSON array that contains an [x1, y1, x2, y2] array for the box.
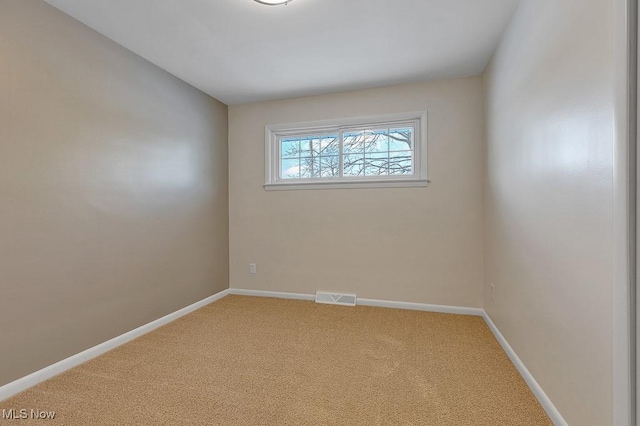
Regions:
[[264, 178, 431, 191]]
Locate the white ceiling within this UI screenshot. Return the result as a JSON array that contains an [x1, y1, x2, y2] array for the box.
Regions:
[[44, 0, 520, 105]]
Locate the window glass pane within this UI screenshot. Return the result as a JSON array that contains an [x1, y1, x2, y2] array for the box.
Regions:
[[343, 154, 365, 177], [319, 156, 340, 177], [361, 130, 378, 153], [312, 135, 339, 156], [389, 150, 413, 159], [389, 160, 412, 175], [365, 159, 389, 176], [311, 157, 321, 178], [363, 129, 389, 153], [389, 127, 413, 150], [311, 138, 322, 156], [281, 158, 300, 179], [281, 139, 300, 158], [343, 131, 366, 154], [342, 127, 413, 177], [298, 137, 313, 156], [299, 157, 321, 178], [363, 152, 390, 177], [389, 151, 413, 175], [319, 135, 339, 155], [365, 152, 388, 160]]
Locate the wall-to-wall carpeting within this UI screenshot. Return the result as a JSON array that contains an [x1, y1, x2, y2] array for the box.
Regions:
[[1, 296, 550, 425]]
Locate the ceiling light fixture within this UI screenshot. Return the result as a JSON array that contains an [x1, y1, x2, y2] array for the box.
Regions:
[[254, 0, 292, 5]]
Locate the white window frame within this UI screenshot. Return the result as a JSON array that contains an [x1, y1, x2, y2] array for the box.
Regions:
[[264, 111, 429, 190]]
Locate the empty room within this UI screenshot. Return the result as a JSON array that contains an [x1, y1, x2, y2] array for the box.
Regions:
[[0, 0, 637, 425]]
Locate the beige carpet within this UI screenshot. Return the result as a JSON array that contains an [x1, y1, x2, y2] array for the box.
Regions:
[[1, 295, 551, 425]]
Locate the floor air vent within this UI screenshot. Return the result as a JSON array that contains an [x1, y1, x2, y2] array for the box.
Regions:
[[315, 292, 357, 306]]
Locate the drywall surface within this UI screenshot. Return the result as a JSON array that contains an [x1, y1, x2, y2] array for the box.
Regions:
[[229, 77, 484, 307], [483, 0, 614, 424], [0, 0, 228, 386]]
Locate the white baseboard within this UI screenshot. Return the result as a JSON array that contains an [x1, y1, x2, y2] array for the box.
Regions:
[[482, 312, 567, 426], [358, 297, 483, 316], [229, 288, 482, 316], [0, 288, 231, 402], [229, 288, 315, 301]]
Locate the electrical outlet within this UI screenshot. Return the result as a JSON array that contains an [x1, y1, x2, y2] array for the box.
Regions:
[[491, 283, 495, 301], [249, 263, 257, 274]]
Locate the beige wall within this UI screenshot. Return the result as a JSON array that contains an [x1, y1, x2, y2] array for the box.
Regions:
[[483, 0, 614, 425], [0, 0, 228, 386], [229, 77, 484, 307]]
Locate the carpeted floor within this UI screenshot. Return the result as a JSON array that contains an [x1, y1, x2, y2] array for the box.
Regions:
[[1, 295, 551, 425]]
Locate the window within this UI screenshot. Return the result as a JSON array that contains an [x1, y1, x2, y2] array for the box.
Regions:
[[265, 112, 428, 190]]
